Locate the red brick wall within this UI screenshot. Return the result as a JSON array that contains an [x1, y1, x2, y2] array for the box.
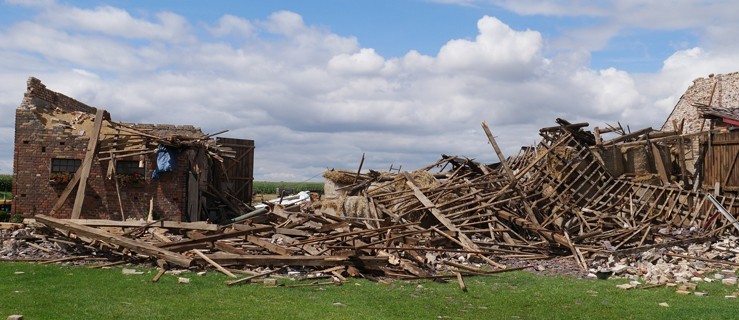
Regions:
[[12, 77, 187, 220]]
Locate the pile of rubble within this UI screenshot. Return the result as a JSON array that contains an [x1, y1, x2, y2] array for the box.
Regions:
[[2, 119, 739, 288]]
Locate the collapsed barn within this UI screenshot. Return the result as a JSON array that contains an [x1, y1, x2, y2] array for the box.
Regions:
[[3, 72, 739, 286], [11, 77, 255, 222]]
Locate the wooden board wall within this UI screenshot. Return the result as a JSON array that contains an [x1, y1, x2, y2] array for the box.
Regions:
[[703, 131, 739, 191]]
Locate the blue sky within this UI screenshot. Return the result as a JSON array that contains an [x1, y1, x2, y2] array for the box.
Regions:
[[0, 0, 737, 180]]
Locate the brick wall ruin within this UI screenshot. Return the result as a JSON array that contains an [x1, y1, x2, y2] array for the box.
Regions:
[[12, 77, 192, 220], [662, 72, 739, 134]]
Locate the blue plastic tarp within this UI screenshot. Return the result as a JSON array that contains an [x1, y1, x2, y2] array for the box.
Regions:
[[152, 144, 177, 179]]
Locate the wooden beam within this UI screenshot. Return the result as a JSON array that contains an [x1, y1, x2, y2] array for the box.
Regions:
[[35, 214, 192, 268], [602, 127, 653, 146], [481, 121, 539, 225], [71, 109, 106, 219], [67, 219, 218, 231]]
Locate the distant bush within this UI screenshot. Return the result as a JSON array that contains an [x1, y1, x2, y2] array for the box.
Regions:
[[0, 175, 11, 192], [252, 181, 324, 195]]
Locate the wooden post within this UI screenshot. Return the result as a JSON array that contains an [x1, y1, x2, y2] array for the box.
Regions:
[[71, 109, 106, 219], [481, 121, 539, 225], [678, 136, 688, 189], [353, 153, 365, 184], [109, 152, 125, 221]]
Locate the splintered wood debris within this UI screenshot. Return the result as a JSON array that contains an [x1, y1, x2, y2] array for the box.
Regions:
[[3, 118, 739, 287]]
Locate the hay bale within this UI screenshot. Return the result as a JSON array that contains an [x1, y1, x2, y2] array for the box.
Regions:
[[323, 169, 358, 199], [323, 170, 357, 184], [316, 195, 370, 218], [323, 178, 344, 199], [317, 197, 343, 216], [633, 174, 660, 184], [343, 196, 370, 218], [546, 146, 577, 177], [391, 170, 439, 191], [623, 145, 653, 174]]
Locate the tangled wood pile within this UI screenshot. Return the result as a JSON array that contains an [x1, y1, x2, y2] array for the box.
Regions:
[[3, 119, 739, 285]]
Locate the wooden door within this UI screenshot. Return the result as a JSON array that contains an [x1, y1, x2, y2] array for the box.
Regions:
[[216, 137, 255, 204]]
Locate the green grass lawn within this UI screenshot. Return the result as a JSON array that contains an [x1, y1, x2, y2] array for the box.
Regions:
[[1, 262, 737, 319]]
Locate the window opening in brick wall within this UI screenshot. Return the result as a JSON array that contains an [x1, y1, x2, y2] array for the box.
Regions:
[[51, 158, 81, 173], [116, 160, 145, 175], [116, 160, 146, 186], [49, 158, 81, 184]]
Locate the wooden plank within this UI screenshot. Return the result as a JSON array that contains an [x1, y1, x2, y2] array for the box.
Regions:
[[67, 219, 218, 231], [443, 260, 485, 273], [0, 223, 24, 230], [97, 149, 156, 161], [152, 268, 166, 282], [26, 241, 54, 253], [246, 235, 296, 256], [455, 272, 468, 292], [214, 241, 249, 255], [71, 109, 106, 219], [35, 214, 193, 267], [274, 228, 312, 237], [192, 249, 237, 278], [226, 267, 285, 286], [650, 143, 670, 185], [202, 253, 388, 268], [87, 261, 128, 269], [38, 256, 89, 264], [109, 153, 125, 221]]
